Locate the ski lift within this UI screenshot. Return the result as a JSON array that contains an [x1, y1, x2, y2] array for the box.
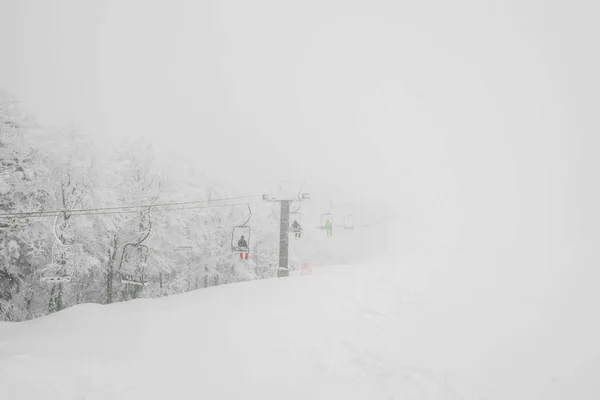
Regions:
[[344, 214, 355, 230], [119, 244, 149, 286], [231, 204, 252, 254], [41, 214, 76, 283], [320, 200, 333, 229], [289, 212, 302, 232], [41, 243, 76, 283], [118, 209, 153, 287], [289, 201, 303, 238]]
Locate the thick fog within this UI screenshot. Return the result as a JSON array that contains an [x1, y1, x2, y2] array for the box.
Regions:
[[2, 1, 600, 399], [1, 0, 599, 270]]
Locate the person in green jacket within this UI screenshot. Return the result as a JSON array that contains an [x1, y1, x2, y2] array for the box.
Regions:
[[324, 220, 332, 237]]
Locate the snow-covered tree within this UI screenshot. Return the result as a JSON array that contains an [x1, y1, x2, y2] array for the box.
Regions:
[[0, 90, 293, 320]]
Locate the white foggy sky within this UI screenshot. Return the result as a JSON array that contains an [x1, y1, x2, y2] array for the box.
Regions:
[[1, 0, 599, 246]]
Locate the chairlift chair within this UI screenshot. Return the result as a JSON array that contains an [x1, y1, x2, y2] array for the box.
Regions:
[[289, 211, 303, 239], [119, 244, 150, 286], [41, 250, 76, 283], [344, 214, 355, 230], [41, 215, 76, 283], [118, 207, 154, 287], [231, 204, 252, 254], [289, 212, 302, 233], [41, 243, 76, 283], [231, 226, 251, 253], [320, 213, 334, 229], [320, 200, 333, 229], [288, 200, 303, 233], [120, 272, 148, 286]]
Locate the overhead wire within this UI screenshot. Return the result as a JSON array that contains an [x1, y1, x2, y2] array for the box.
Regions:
[[3, 201, 265, 219], [0, 201, 265, 219], [0, 194, 264, 219]]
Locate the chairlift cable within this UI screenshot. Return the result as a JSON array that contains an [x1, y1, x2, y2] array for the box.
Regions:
[[0, 199, 265, 219], [0, 194, 264, 218]]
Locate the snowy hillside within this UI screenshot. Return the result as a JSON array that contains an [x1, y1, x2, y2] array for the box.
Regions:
[[2, 247, 599, 400]]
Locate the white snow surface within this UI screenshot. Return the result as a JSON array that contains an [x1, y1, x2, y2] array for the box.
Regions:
[[1, 247, 599, 400]]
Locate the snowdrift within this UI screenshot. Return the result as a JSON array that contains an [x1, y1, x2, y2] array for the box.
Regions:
[[1, 249, 599, 399]]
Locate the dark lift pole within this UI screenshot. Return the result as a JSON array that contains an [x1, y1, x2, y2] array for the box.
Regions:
[[278, 199, 291, 277]]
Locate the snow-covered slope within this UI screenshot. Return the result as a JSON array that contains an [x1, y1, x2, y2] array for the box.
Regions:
[[1, 247, 599, 399]]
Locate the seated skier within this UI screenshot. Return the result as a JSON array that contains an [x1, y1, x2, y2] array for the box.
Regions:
[[290, 220, 302, 239], [238, 235, 249, 260], [324, 220, 332, 237]]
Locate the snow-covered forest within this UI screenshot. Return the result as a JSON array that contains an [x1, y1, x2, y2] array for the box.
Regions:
[[2, 0, 599, 397], [0, 90, 393, 321]]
